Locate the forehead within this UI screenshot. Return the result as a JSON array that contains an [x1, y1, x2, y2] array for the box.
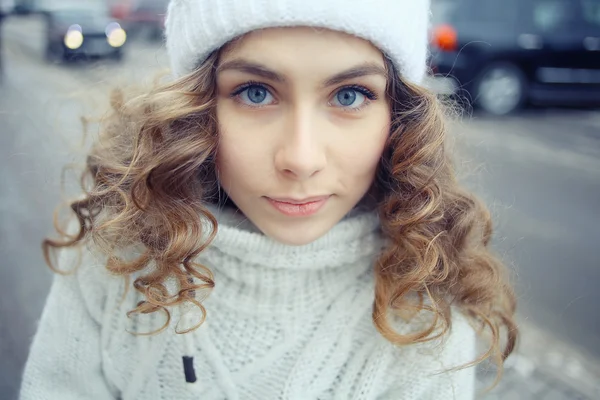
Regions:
[[219, 27, 385, 70]]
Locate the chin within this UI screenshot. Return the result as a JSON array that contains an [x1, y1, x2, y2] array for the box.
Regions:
[[259, 222, 333, 246]]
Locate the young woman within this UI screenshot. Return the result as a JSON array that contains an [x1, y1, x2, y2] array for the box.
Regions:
[[21, 0, 517, 399]]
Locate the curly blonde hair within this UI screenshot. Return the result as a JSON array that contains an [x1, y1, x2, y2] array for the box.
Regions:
[[44, 48, 517, 382]]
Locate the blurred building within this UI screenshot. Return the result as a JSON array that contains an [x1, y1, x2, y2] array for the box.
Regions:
[[107, 0, 167, 39]]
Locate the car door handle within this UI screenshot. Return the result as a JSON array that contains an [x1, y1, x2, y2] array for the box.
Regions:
[[518, 34, 543, 50], [583, 37, 600, 51]]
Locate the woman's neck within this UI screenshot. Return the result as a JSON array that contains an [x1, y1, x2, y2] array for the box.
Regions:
[[198, 204, 384, 315]]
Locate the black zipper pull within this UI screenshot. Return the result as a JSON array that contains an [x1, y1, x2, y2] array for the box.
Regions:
[[182, 356, 197, 383]]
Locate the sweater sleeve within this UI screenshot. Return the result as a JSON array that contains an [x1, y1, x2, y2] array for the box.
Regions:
[[378, 311, 477, 400], [20, 246, 118, 400]]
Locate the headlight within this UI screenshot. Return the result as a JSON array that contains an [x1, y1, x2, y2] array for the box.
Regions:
[[64, 25, 83, 49], [106, 22, 127, 48]]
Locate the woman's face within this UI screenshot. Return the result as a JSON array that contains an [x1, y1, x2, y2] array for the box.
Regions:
[[215, 27, 390, 245]]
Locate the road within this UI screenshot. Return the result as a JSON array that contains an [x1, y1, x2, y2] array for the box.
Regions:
[[457, 109, 600, 350], [1, 15, 600, 400]]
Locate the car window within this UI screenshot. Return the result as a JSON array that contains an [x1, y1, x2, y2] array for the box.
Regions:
[[582, 0, 600, 28], [53, 9, 98, 24], [453, 0, 519, 23], [532, 0, 600, 31], [432, 0, 458, 24]]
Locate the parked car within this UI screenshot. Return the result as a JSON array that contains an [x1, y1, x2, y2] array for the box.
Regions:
[[428, 0, 600, 115], [44, 6, 127, 62]]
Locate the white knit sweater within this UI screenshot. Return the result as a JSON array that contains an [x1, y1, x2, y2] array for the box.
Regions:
[[20, 206, 476, 400]]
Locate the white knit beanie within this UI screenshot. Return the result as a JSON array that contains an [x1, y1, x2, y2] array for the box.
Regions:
[[165, 0, 431, 85]]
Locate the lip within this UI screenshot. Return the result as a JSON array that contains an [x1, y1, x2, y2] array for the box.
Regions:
[[266, 195, 331, 217]]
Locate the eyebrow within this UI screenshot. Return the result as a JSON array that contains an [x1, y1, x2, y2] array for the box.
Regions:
[[216, 59, 387, 87], [217, 59, 286, 83], [323, 63, 387, 86]]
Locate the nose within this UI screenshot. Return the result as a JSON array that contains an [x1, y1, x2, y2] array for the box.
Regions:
[[274, 108, 327, 181]]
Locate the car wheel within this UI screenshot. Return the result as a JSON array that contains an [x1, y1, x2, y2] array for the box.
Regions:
[[110, 50, 123, 62], [44, 42, 59, 63], [473, 62, 527, 116]]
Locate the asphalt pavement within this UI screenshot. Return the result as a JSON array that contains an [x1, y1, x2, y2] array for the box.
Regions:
[[1, 15, 599, 400]]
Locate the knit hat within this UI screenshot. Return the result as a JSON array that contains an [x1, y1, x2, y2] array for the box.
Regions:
[[164, 0, 431, 85]]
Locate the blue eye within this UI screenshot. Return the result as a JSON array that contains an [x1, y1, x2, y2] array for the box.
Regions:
[[330, 86, 376, 110], [246, 86, 267, 103], [235, 84, 274, 106], [336, 89, 359, 106]]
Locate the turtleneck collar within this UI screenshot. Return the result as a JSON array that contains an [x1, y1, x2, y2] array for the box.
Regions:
[[199, 204, 385, 315]]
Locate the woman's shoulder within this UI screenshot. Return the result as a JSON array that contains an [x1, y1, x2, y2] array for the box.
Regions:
[[432, 308, 477, 369], [54, 241, 123, 324], [388, 308, 477, 374], [382, 308, 478, 398], [373, 307, 478, 398]]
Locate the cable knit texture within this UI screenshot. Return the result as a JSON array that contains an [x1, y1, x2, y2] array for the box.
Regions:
[[20, 206, 477, 399], [164, 0, 431, 84]]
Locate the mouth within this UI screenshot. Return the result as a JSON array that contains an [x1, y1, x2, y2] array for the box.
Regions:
[[265, 195, 331, 217]]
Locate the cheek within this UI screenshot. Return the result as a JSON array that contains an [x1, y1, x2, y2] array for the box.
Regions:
[[336, 116, 390, 181], [216, 132, 255, 187], [215, 106, 270, 189]]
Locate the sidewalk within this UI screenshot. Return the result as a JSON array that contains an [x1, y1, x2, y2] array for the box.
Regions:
[[475, 320, 600, 399]]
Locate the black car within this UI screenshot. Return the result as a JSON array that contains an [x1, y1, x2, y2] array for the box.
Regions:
[[44, 7, 127, 62], [428, 0, 600, 115]]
